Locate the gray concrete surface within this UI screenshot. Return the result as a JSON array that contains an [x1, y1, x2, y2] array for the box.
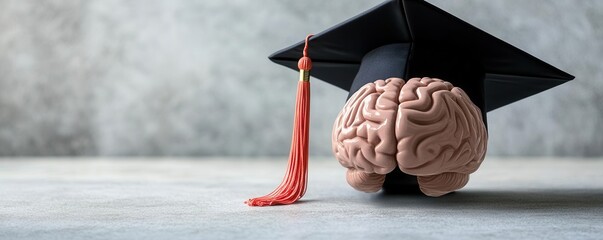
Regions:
[[0, 158, 601, 239], [0, 0, 601, 157]]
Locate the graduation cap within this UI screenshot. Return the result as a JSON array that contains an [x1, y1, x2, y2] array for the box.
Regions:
[[246, 0, 573, 206]]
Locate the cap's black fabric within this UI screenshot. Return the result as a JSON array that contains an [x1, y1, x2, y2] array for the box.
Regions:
[[269, 0, 574, 120], [349, 43, 410, 98]]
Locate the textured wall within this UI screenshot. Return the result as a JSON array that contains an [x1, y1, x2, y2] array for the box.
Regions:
[[0, 0, 600, 156]]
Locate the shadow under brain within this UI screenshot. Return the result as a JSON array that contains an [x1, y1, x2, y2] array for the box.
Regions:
[[370, 188, 603, 211]]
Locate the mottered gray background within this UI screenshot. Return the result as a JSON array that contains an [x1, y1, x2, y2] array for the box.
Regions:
[[0, 0, 600, 157]]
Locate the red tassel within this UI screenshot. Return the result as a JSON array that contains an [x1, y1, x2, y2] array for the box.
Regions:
[[246, 35, 313, 207]]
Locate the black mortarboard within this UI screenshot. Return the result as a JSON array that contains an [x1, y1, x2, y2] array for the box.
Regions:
[[269, 0, 574, 124]]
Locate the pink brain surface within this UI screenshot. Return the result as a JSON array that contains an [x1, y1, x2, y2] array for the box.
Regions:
[[332, 77, 488, 196]]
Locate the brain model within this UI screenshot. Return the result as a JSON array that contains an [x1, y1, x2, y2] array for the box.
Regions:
[[332, 77, 488, 196]]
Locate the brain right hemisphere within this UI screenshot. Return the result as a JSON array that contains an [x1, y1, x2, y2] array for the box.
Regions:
[[332, 77, 488, 196]]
